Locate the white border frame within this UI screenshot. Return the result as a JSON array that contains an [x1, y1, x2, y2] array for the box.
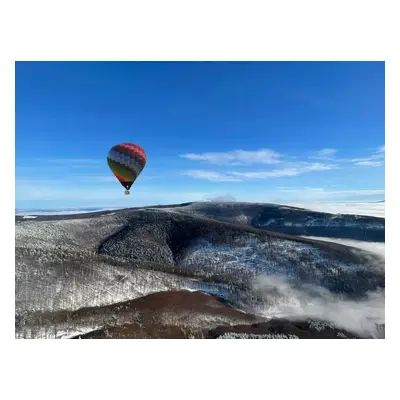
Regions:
[[2, 0, 397, 398]]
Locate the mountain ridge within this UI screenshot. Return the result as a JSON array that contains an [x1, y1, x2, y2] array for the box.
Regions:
[[15, 201, 385, 339]]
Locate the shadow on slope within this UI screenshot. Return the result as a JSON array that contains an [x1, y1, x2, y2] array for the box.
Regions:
[[97, 209, 385, 301], [172, 202, 385, 242]]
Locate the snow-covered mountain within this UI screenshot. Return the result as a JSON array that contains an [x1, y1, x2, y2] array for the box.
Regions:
[[15, 201, 385, 339], [162, 201, 385, 242]]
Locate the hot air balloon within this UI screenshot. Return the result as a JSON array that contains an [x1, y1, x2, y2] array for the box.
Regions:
[[107, 143, 147, 195]]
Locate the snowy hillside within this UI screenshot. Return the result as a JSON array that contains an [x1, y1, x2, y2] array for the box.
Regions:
[[15, 202, 385, 339]]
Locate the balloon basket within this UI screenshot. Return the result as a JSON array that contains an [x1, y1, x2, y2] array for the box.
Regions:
[[124, 190, 130, 195]]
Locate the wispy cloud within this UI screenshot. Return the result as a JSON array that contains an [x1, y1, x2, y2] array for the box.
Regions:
[[18, 157, 164, 173], [181, 145, 385, 183], [288, 202, 385, 218], [16, 174, 117, 184], [353, 160, 384, 167], [46, 158, 103, 165], [350, 145, 385, 167], [180, 149, 282, 165], [181, 147, 342, 183], [16, 178, 61, 186], [276, 186, 326, 193], [182, 170, 242, 182], [302, 188, 383, 196], [309, 148, 337, 160], [72, 174, 117, 182], [183, 163, 337, 182], [276, 186, 385, 197], [233, 163, 336, 178], [16, 172, 157, 194], [16, 158, 105, 180], [309, 145, 385, 167], [15, 179, 209, 204], [204, 194, 237, 202], [239, 187, 385, 207]]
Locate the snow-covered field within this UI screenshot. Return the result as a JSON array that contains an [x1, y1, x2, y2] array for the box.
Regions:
[[182, 236, 369, 284], [15, 201, 385, 218], [15, 207, 124, 216], [286, 202, 385, 218]]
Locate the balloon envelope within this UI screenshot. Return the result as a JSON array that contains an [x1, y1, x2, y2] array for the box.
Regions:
[[107, 143, 146, 191]]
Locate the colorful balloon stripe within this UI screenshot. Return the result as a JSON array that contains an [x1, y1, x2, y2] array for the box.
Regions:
[[107, 142, 146, 191]]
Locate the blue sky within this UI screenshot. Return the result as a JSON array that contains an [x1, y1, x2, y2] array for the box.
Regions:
[[15, 61, 385, 209]]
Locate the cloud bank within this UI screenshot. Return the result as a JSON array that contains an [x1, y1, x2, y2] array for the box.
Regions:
[[181, 145, 384, 183], [251, 274, 385, 338]]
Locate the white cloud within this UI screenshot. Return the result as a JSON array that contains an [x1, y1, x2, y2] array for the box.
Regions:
[[277, 187, 326, 193], [180, 147, 347, 183], [182, 170, 242, 182], [301, 236, 385, 260], [73, 174, 117, 182], [233, 188, 385, 209], [16, 174, 118, 184], [232, 169, 301, 178], [16, 158, 105, 181], [181, 148, 282, 165], [204, 194, 237, 202], [181, 146, 386, 174], [287, 202, 385, 218], [235, 163, 336, 178], [183, 163, 337, 182], [276, 187, 384, 197], [268, 188, 385, 206], [16, 178, 61, 185], [351, 155, 383, 162], [15, 181, 209, 205], [310, 148, 337, 160], [252, 274, 384, 338], [46, 158, 103, 165], [350, 145, 385, 166], [354, 161, 384, 167], [329, 189, 385, 196]]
